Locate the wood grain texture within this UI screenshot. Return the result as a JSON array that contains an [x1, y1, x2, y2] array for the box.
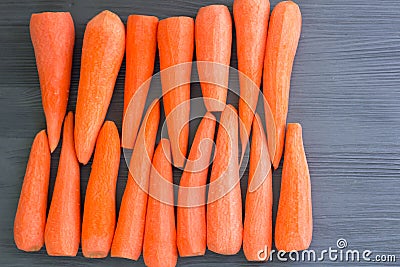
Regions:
[[1, 0, 400, 266]]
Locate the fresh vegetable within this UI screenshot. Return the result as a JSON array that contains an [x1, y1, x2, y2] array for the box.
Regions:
[[30, 12, 75, 152], [263, 1, 302, 168], [243, 114, 272, 261], [158, 16, 194, 167], [275, 123, 312, 251], [81, 121, 120, 258], [207, 105, 243, 255], [112, 100, 160, 260], [14, 130, 50, 251], [45, 112, 80, 256], [195, 5, 232, 112], [75, 10, 125, 164], [143, 139, 177, 267], [177, 112, 216, 257], [122, 15, 158, 149]]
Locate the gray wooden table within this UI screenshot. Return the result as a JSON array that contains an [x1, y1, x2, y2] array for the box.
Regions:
[[0, 0, 399, 266]]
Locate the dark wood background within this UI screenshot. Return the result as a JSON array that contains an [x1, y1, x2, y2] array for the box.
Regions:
[[1, 0, 399, 266]]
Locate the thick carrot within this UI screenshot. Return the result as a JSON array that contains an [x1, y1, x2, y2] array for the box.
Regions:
[[263, 1, 302, 169], [81, 121, 120, 258], [143, 139, 177, 267], [75, 10, 125, 164], [207, 105, 242, 255], [14, 130, 50, 252], [30, 12, 75, 152], [243, 114, 272, 261], [233, 0, 270, 151], [111, 100, 160, 260], [122, 15, 158, 149], [275, 123, 312, 251], [177, 112, 216, 257], [45, 112, 80, 256], [195, 5, 232, 112], [158, 16, 194, 167]]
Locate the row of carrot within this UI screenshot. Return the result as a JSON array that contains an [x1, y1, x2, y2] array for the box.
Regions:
[[14, 0, 312, 265]]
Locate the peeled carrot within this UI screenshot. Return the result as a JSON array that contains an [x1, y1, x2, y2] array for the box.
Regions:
[[75, 10, 125, 164], [158, 16, 194, 167], [30, 12, 75, 152], [143, 139, 177, 267], [122, 15, 158, 149], [263, 1, 302, 169], [111, 100, 160, 260], [14, 130, 50, 252], [177, 112, 216, 257], [233, 0, 270, 151], [275, 123, 312, 251], [195, 5, 232, 112], [207, 105, 242, 255], [243, 114, 272, 261], [45, 112, 80, 256], [81, 121, 120, 258]]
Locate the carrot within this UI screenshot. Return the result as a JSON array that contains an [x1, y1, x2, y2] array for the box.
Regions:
[[263, 1, 302, 169], [275, 123, 312, 251], [81, 121, 120, 258], [45, 112, 80, 256], [143, 139, 177, 267], [158, 16, 194, 167], [122, 15, 158, 149], [75, 10, 125, 164], [233, 0, 270, 151], [207, 104, 242, 255], [195, 5, 232, 112], [30, 12, 75, 152], [111, 100, 160, 260], [177, 112, 216, 257], [14, 130, 50, 252], [243, 114, 272, 261]]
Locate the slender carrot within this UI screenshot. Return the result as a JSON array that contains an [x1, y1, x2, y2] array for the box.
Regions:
[[275, 123, 312, 251], [111, 100, 160, 260], [158, 16, 194, 167], [30, 12, 75, 152], [122, 15, 158, 149], [233, 0, 270, 151], [207, 105, 243, 255], [195, 5, 232, 112], [143, 139, 177, 267], [243, 114, 272, 261], [45, 112, 80, 256], [177, 112, 216, 257], [81, 121, 120, 258], [14, 130, 50, 252], [263, 1, 302, 169], [75, 10, 125, 164]]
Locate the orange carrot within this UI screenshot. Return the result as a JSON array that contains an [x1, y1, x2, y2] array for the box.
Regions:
[[158, 16, 194, 167], [263, 1, 302, 169], [233, 0, 270, 151], [143, 139, 177, 267], [75, 10, 125, 164], [243, 114, 272, 261], [207, 105, 243, 255], [30, 12, 75, 152], [195, 5, 232, 112], [177, 112, 216, 257], [81, 121, 120, 258], [111, 100, 160, 260], [14, 130, 50, 252], [122, 15, 158, 149], [45, 112, 80, 256], [275, 123, 312, 251]]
